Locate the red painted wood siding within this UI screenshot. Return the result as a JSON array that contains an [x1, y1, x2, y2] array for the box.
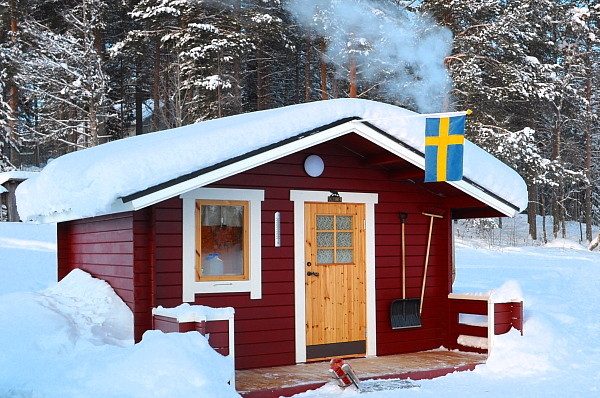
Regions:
[[58, 212, 135, 306], [57, 211, 154, 342], [59, 134, 462, 370], [145, 138, 453, 370]]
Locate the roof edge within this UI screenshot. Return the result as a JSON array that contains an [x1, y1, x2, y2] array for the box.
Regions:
[[120, 117, 361, 204]]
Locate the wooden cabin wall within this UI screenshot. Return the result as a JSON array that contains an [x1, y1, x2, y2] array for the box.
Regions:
[[57, 211, 154, 341], [148, 140, 452, 370]]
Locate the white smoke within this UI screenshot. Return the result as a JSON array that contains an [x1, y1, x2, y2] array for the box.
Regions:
[[285, 0, 453, 112]]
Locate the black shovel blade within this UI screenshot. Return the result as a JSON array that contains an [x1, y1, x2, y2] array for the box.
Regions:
[[390, 298, 421, 329]]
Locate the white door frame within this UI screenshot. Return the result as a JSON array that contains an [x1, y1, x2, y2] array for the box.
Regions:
[[290, 190, 378, 363]]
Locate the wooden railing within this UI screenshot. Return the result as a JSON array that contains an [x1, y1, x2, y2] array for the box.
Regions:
[[448, 293, 523, 354]]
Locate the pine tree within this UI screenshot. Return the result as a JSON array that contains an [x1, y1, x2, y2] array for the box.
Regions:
[[15, 0, 115, 156]]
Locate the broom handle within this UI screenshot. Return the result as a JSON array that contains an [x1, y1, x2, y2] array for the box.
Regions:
[[402, 221, 406, 299], [420, 215, 434, 314]]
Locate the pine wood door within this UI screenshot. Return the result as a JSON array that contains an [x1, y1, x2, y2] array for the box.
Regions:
[[304, 202, 366, 360]]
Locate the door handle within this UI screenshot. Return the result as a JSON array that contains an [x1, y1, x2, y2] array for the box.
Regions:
[[307, 271, 320, 277]]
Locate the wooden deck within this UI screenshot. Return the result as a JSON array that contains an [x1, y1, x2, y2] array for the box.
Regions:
[[237, 350, 487, 397]]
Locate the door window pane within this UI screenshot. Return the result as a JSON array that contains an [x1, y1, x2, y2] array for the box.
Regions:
[[336, 215, 352, 230], [317, 231, 334, 248], [336, 232, 353, 247], [316, 215, 334, 230], [336, 249, 353, 263], [317, 249, 334, 264]]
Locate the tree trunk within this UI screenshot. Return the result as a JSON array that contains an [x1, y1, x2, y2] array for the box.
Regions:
[[8, 0, 19, 166], [231, 0, 242, 114], [152, 39, 161, 131], [349, 55, 357, 98], [320, 37, 327, 100], [305, 38, 311, 103], [527, 182, 537, 240], [135, 70, 144, 136], [584, 50, 593, 242], [256, 48, 263, 110], [551, 122, 561, 238], [541, 192, 548, 244]]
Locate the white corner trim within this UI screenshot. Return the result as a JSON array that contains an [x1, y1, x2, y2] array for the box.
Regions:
[[291, 190, 378, 363], [182, 188, 264, 302]]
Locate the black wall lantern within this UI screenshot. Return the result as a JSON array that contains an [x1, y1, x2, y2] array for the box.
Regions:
[[328, 190, 342, 202]]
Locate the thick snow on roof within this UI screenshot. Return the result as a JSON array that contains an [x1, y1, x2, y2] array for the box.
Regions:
[[17, 99, 527, 222]]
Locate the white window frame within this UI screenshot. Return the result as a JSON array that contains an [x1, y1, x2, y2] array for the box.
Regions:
[[181, 187, 264, 301]]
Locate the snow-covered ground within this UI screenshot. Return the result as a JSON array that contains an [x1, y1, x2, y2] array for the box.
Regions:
[[0, 217, 599, 397]]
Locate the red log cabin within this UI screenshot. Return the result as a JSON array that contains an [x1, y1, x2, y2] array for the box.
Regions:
[[17, 99, 527, 372]]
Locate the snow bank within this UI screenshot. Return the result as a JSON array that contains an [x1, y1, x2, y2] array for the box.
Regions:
[[0, 269, 239, 398], [41, 268, 133, 346], [544, 237, 588, 250], [16, 98, 527, 222], [489, 280, 523, 303], [0, 221, 56, 294]]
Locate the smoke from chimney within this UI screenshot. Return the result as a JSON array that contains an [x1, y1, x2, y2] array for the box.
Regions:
[[285, 0, 453, 112]]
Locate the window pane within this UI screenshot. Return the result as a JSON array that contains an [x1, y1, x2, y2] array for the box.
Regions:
[[316, 215, 334, 230], [336, 249, 353, 263], [317, 249, 334, 264], [337, 232, 352, 247], [317, 231, 334, 248], [336, 215, 352, 230], [200, 204, 244, 277]]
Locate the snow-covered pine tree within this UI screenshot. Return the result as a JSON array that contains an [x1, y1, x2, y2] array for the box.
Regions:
[[422, 0, 594, 240], [0, 56, 13, 171], [15, 0, 114, 158], [0, 0, 22, 169]]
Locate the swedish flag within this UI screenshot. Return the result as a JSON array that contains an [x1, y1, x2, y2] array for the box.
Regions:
[[424, 115, 466, 182]]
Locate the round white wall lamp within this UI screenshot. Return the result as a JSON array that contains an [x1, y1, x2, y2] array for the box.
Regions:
[[304, 155, 325, 177]]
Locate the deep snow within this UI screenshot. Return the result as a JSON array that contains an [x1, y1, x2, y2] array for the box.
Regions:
[[0, 217, 599, 397]]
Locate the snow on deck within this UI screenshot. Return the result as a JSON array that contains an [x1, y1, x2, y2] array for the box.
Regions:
[[16, 99, 528, 222]]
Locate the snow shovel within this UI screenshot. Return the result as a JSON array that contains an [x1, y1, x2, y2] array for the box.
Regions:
[[419, 211, 444, 315], [390, 212, 421, 329]]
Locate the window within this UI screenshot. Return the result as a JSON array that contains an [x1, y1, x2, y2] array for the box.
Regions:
[[195, 200, 249, 281], [182, 188, 264, 301], [315, 214, 354, 264]]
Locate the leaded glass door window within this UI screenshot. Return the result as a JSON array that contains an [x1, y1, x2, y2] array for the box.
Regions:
[[316, 215, 354, 264]]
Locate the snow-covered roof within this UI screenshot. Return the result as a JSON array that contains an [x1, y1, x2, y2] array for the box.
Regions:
[[16, 98, 528, 223], [0, 171, 38, 186]]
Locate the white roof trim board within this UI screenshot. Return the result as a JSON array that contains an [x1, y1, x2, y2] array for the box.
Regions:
[[16, 99, 528, 223]]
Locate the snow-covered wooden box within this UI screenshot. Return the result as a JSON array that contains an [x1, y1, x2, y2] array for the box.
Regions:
[[152, 304, 235, 385], [447, 287, 523, 353]]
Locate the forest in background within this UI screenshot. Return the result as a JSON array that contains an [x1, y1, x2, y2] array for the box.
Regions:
[[1, 0, 599, 242]]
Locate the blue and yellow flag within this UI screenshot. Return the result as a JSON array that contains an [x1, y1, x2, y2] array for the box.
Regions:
[[424, 114, 466, 182]]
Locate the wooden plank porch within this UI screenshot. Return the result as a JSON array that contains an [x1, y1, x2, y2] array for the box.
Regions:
[[237, 350, 487, 397]]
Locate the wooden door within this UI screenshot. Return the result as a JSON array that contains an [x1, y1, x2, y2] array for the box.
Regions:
[[305, 202, 366, 360]]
